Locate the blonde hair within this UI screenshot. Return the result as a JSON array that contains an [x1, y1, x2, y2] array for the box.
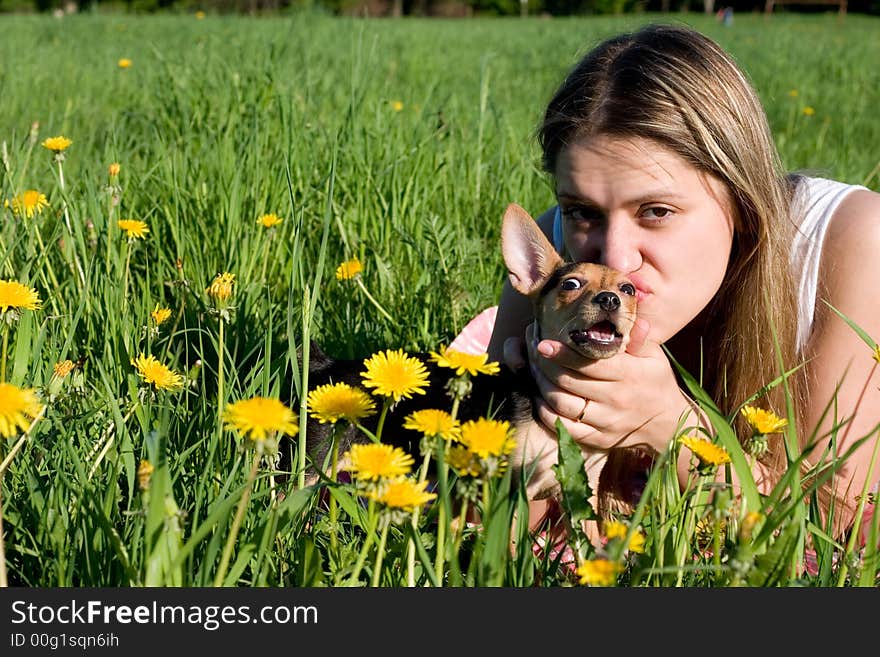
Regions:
[[539, 24, 808, 486]]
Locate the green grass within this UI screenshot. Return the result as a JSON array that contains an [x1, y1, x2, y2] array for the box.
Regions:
[[0, 11, 878, 587]]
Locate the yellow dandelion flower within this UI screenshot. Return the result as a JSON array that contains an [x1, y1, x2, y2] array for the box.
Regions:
[[391, 100, 404, 112], [603, 521, 645, 554], [458, 417, 516, 460], [345, 443, 414, 481], [307, 382, 376, 425], [118, 58, 132, 69], [361, 349, 430, 402], [0, 280, 41, 313], [575, 558, 622, 587], [9, 190, 49, 219], [133, 354, 184, 391], [206, 272, 235, 303], [257, 213, 283, 228], [803, 106, 815, 116], [627, 531, 646, 554], [740, 405, 788, 435], [372, 477, 436, 511], [117, 219, 149, 240], [680, 435, 731, 468], [335, 258, 363, 281], [403, 408, 459, 440], [195, 10, 206, 18], [446, 444, 481, 477], [53, 359, 75, 378], [137, 459, 154, 492], [0, 383, 44, 438], [788, 89, 798, 97], [108, 162, 121, 177], [150, 304, 172, 326], [604, 520, 627, 540], [223, 397, 299, 442], [41, 136, 72, 153], [429, 347, 500, 377]]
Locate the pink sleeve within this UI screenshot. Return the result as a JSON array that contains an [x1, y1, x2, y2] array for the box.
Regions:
[[448, 306, 498, 355]]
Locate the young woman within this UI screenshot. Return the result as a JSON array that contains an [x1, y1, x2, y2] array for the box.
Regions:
[[478, 23, 880, 540]]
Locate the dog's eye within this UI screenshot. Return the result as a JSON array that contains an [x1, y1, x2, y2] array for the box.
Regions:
[[619, 283, 636, 296], [561, 278, 581, 291]]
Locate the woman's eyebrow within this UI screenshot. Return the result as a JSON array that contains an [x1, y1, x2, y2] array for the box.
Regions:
[[556, 192, 600, 207], [557, 190, 687, 207]]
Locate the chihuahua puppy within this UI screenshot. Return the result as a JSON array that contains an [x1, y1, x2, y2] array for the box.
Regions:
[[500, 202, 641, 512], [301, 203, 641, 521]]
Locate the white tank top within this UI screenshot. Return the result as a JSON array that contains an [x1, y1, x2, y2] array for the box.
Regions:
[[550, 176, 870, 352], [790, 176, 869, 351]]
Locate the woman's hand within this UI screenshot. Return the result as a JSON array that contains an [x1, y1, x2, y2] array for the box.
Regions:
[[526, 317, 697, 456]]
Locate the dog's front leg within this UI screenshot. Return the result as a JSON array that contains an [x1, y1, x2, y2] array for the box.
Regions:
[[511, 421, 562, 502]]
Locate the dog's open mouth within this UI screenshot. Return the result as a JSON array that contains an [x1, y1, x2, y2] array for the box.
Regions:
[[569, 320, 623, 355]]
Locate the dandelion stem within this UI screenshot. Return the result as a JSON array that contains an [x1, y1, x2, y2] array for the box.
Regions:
[[121, 239, 132, 312], [56, 160, 85, 286], [434, 444, 451, 584], [376, 399, 390, 442], [328, 425, 341, 551], [482, 478, 491, 525], [214, 450, 261, 587], [407, 448, 435, 586], [349, 499, 378, 586], [355, 279, 393, 323], [259, 236, 271, 286], [371, 517, 391, 587], [0, 326, 8, 384], [217, 317, 226, 446]]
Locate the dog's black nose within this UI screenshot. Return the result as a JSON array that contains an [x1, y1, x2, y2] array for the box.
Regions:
[[593, 291, 620, 312]]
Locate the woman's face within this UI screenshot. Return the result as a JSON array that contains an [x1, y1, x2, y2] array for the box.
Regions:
[[556, 135, 735, 344]]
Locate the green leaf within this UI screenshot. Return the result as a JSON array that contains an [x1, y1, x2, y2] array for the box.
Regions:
[[552, 419, 596, 559], [747, 516, 801, 586], [667, 349, 762, 515], [822, 300, 878, 350]]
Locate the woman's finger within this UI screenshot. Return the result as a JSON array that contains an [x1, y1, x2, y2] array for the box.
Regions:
[[533, 397, 614, 450], [529, 359, 590, 419]]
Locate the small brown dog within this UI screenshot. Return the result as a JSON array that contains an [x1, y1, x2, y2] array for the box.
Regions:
[[302, 203, 643, 526], [499, 202, 640, 516]]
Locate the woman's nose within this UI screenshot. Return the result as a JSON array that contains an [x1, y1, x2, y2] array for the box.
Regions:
[[598, 219, 642, 273]]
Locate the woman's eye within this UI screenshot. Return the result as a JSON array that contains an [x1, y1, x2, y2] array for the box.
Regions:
[[562, 206, 602, 224], [561, 278, 581, 291], [642, 206, 673, 220], [620, 283, 636, 296]]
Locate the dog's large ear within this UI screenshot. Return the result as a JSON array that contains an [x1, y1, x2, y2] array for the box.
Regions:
[[501, 203, 564, 298]]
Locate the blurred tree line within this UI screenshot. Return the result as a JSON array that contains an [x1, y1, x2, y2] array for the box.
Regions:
[[0, 0, 875, 18]]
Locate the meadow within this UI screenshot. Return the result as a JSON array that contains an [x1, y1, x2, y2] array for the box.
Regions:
[[0, 10, 878, 587]]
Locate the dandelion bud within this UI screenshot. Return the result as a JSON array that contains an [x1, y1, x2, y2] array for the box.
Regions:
[[137, 459, 154, 492], [53, 360, 75, 378], [738, 511, 763, 543], [748, 434, 769, 458], [206, 272, 235, 306]]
